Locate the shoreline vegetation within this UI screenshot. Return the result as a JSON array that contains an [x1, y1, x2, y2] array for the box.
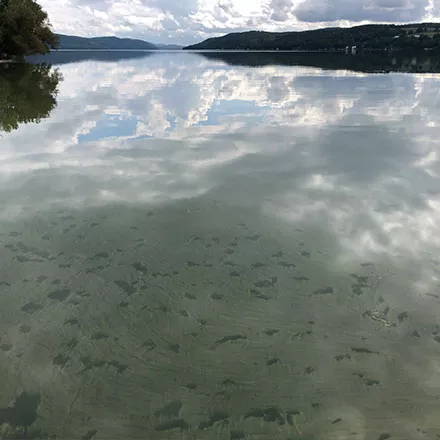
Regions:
[[0, 0, 58, 60], [183, 23, 440, 52]]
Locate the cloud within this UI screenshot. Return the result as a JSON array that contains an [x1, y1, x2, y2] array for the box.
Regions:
[[37, 0, 439, 44], [269, 0, 295, 21], [294, 0, 430, 23], [218, 0, 233, 13]]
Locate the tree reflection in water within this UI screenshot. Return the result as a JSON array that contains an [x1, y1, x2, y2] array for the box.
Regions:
[[0, 63, 62, 133]]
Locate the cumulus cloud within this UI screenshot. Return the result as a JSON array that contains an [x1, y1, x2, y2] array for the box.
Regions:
[[37, 0, 439, 44], [294, 0, 430, 23], [269, 0, 295, 22]]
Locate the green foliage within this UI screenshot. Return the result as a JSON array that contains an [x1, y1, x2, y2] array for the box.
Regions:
[[184, 23, 440, 51], [0, 0, 58, 58], [0, 62, 62, 133]]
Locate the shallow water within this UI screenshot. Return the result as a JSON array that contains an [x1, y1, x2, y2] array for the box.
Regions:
[[1, 52, 440, 439]]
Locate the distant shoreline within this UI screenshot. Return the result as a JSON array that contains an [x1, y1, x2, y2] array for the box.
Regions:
[[52, 49, 182, 52], [184, 23, 440, 52], [50, 48, 434, 54]]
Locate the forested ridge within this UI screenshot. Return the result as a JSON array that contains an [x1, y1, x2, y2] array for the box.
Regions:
[[184, 23, 440, 51]]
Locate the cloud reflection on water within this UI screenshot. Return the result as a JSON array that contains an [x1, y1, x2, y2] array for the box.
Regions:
[[3, 53, 440, 439], [2, 53, 440, 272]]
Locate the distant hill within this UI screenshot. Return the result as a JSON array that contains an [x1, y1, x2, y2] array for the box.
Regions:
[[183, 23, 440, 51], [155, 44, 183, 50], [56, 34, 158, 50]]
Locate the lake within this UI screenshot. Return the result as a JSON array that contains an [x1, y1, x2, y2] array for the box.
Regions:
[[1, 51, 440, 439]]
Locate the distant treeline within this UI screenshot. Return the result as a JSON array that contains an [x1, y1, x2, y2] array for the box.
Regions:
[[55, 35, 182, 51], [56, 35, 157, 50], [184, 23, 440, 51]]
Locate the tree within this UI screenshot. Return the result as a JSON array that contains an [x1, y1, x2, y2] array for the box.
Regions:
[[0, 0, 58, 59], [0, 62, 62, 132]]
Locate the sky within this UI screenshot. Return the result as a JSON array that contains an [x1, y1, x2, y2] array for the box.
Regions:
[[39, 0, 440, 45]]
